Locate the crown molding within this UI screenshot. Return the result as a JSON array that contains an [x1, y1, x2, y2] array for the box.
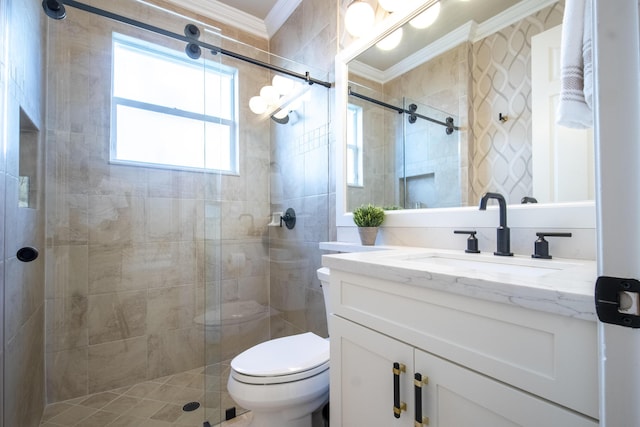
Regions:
[[348, 60, 388, 83], [383, 21, 476, 83], [167, 0, 269, 39], [361, 0, 560, 84], [473, 0, 558, 42], [265, 0, 303, 38]]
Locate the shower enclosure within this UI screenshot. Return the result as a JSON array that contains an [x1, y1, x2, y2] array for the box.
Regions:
[[39, 0, 331, 425], [345, 81, 461, 212]]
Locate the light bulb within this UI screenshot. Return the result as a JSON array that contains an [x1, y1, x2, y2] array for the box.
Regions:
[[376, 28, 403, 50], [409, 2, 441, 29], [260, 85, 280, 105], [249, 96, 268, 114], [272, 75, 295, 96], [345, 1, 375, 38]]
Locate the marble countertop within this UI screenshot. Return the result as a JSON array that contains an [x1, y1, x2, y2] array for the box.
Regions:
[[322, 246, 598, 321]]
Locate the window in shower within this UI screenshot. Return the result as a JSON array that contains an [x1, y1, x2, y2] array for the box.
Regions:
[[110, 32, 238, 173], [346, 103, 363, 187]]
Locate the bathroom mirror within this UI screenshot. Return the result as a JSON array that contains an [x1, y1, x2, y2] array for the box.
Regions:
[[336, 0, 595, 226]]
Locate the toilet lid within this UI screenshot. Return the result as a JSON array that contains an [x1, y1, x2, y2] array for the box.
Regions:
[[231, 332, 329, 382]]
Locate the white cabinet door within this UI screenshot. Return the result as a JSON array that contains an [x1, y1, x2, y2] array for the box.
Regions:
[[332, 315, 598, 427], [415, 348, 598, 427], [331, 316, 414, 427]]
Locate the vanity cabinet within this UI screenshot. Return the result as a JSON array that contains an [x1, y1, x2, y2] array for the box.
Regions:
[[329, 270, 599, 427]]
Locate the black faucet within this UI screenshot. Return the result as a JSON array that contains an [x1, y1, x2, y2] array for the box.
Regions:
[[479, 192, 513, 256]]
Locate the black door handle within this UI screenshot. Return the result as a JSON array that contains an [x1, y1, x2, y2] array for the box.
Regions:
[[414, 373, 429, 425], [393, 362, 406, 418]]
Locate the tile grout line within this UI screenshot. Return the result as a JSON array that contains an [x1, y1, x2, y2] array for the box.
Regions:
[[40, 364, 235, 427]]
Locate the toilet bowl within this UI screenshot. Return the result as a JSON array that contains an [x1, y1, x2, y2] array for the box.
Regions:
[[194, 300, 274, 364], [194, 300, 271, 342], [227, 268, 331, 427]]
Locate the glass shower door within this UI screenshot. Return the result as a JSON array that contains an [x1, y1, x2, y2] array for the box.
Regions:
[[401, 97, 461, 209], [43, 2, 224, 426], [201, 33, 275, 426]]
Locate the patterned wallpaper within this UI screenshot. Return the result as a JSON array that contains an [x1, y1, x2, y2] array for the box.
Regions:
[[470, 2, 565, 204]]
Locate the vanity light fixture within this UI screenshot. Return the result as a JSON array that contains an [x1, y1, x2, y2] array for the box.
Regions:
[[271, 109, 291, 124], [259, 85, 280, 105], [271, 108, 300, 125], [249, 75, 302, 123], [346, 0, 442, 39], [376, 27, 403, 50], [249, 75, 298, 115], [409, 1, 441, 29], [272, 74, 296, 96], [249, 96, 268, 114], [345, 1, 375, 37]]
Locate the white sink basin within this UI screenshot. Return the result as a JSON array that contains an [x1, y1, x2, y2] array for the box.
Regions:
[[392, 253, 579, 278]]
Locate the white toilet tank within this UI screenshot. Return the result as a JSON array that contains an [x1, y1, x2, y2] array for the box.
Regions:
[[317, 267, 331, 332]]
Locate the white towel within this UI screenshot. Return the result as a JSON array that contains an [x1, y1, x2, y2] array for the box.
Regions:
[[556, 0, 593, 129]]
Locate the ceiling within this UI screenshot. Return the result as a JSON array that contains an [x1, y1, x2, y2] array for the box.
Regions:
[[215, 0, 280, 20], [165, 0, 549, 85], [357, 0, 519, 72], [349, 0, 554, 83], [165, 0, 298, 39]]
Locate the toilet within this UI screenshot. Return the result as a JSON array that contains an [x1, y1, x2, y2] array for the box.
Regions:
[[227, 267, 332, 427], [194, 300, 275, 364], [194, 300, 272, 342]]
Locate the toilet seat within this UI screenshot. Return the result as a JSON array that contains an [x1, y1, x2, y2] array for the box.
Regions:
[[230, 332, 330, 385]]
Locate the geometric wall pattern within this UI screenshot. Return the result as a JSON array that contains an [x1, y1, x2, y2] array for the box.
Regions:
[[470, 2, 565, 204]]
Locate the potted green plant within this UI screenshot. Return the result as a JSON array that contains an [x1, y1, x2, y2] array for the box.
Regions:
[[352, 204, 385, 245]]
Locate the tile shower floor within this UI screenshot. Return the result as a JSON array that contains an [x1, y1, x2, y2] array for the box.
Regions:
[[39, 365, 251, 427]]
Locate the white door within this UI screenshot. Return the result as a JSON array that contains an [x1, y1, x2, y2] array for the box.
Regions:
[[531, 24, 594, 203], [593, 1, 640, 426]]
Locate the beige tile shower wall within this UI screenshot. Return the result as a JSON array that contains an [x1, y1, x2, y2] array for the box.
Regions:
[[3, 0, 47, 426], [385, 43, 472, 208], [470, 2, 564, 203], [268, 0, 337, 340], [44, 0, 271, 403]]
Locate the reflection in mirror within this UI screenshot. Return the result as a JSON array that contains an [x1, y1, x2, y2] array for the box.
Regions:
[[344, 0, 594, 213], [346, 80, 461, 211]]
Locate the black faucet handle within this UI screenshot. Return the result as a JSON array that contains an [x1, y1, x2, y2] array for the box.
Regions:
[[454, 230, 480, 253], [532, 232, 572, 259]]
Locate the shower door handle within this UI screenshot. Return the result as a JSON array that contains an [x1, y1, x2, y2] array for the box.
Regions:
[[392, 362, 407, 418]]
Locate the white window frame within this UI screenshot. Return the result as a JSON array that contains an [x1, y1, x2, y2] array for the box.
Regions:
[[346, 103, 364, 187], [110, 32, 239, 174]]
